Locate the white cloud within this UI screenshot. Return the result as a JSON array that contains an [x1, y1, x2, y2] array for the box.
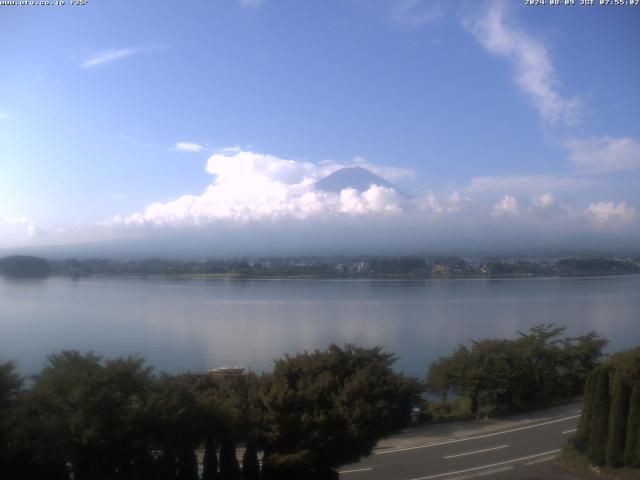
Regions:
[[80, 48, 141, 69], [446, 190, 469, 212], [564, 136, 640, 173], [0, 113, 9, 120], [463, 1, 580, 126], [113, 151, 407, 227], [175, 142, 205, 153], [532, 192, 554, 209], [492, 195, 519, 217], [585, 201, 636, 225], [466, 174, 592, 195], [340, 186, 403, 215], [4, 216, 45, 238], [108, 149, 639, 242], [416, 192, 443, 214]]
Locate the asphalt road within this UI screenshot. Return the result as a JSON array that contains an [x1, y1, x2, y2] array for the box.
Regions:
[[338, 404, 588, 480]]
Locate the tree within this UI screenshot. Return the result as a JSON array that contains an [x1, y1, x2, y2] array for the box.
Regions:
[[258, 344, 422, 476], [241, 441, 261, 480], [426, 325, 607, 416], [219, 435, 241, 480], [27, 351, 154, 480], [0, 361, 23, 477], [576, 369, 597, 441], [623, 383, 640, 467], [605, 373, 631, 466], [587, 367, 611, 466], [202, 434, 220, 480], [177, 446, 199, 480]]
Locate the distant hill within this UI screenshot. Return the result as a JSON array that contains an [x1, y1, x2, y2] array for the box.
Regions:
[[315, 167, 398, 194], [0, 255, 50, 278]]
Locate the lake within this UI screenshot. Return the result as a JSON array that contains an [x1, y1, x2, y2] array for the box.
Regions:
[[1, 275, 639, 378]]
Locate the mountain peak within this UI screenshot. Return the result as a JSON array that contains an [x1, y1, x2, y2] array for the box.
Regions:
[[315, 167, 396, 194]]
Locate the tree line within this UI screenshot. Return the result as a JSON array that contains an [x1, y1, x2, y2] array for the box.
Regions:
[[3, 255, 639, 279], [426, 324, 608, 417], [0, 327, 616, 479], [0, 345, 421, 480], [574, 346, 640, 468]]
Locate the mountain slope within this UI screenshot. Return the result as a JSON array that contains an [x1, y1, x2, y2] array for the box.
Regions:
[[315, 167, 396, 193]]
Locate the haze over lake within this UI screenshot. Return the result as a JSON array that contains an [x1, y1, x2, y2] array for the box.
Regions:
[[2, 275, 639, 377]]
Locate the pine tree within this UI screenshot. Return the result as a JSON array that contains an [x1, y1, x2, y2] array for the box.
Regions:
[[177, 447, 199, 480], [624, 383, 640, 467], [202, 434, 220, 480], [241, 441, 261, 480], [605, 373, 631, 466], [587, 367, 611, 466], [219, 436, 241, 480], [577, 369, 597, 441]]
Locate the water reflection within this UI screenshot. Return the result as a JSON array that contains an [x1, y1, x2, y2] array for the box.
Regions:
[[0, 275, 639, 377]]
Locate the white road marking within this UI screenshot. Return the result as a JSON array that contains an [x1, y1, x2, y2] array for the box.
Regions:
[[376, 415, 580, 455], [523, 455, 557, 465], [444, 444, 509, 459], [339, 467, 373, 474], [476, 466, 514, 477], [445, 466, 514, 480], [409, 449, 561, 480], [562, 428, 577, 434]]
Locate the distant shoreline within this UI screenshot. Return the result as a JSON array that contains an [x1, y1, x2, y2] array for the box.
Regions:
[[31, 271, 640, 282]]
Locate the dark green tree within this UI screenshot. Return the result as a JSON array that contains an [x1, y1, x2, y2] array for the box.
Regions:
[[177, 446, 199, 480], [576, 369, 597, 441], [27, 351, 154, 480], [587, 367, 612, 466], [0, 361, 23, 477], [202, 434, 220, 480], [605, 373, 631, 466], [219, 435, 241, 480], [623, 383, 640, 467], [258, 344, 422, 476], [242, 441, 261, 480]]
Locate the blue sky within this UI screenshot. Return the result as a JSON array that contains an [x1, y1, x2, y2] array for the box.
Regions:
[[1, 0, 639, 252]]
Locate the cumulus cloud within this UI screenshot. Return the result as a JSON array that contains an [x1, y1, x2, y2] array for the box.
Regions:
[[107, 149, 639, 247], [564, 136, 640, 173], [4, 216, 46, 238], [585, 202, 636, 225], [175, 142, 205, 153], [463, 1, 580, 126], [532, 192, 554, 209], [113, 151, 409, 227], [492, 195, 519, 217], [466, 174, 592, 195]]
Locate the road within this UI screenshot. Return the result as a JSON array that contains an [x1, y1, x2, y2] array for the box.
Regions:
[[338, 404, 588, 480]]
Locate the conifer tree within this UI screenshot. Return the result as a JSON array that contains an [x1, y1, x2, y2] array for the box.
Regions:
[[623, 383, 640, 467], [202, 434, 220, 480], [177, 447, 199, 480], [241, 441, 261, 480], [605, 373, 631, 466], [587, 367, 611, 466], [219, 436, 241, 480], [577, 369, 597, 441]]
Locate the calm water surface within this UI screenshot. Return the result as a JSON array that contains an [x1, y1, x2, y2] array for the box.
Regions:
[[1, 275, 639, 377]]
